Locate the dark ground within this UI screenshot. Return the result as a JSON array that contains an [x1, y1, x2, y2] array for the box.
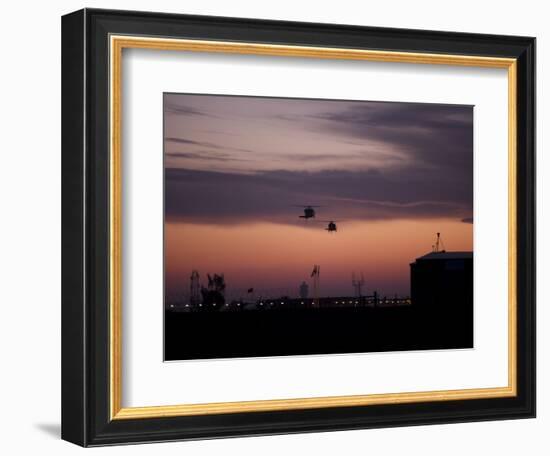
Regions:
[[164, 304, 473, 360]]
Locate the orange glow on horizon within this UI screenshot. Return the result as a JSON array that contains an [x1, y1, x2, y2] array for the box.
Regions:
[[165, 218, 472, 298]]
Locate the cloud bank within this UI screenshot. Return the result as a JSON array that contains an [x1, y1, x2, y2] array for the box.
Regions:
[[164, 94, 473, 225]]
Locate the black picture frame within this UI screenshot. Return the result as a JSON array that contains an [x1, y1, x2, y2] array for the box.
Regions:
[[62, 8, 535, 447]]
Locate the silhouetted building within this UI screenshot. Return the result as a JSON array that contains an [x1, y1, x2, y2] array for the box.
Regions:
[[299, 281, 309, 299], [410, 251, 473, 310]]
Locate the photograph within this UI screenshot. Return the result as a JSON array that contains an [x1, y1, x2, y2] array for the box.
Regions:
[[163, 93, 474, 360], [57, 5, 536, 448]]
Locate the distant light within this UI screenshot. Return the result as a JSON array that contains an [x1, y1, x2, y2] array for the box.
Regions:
[[335, 301, 339, 304], [280, 302, 284, 305], [185, 304, 189, 307], [349, 301, 352, 304], [301, 302, 304, 305], [270, 302, 274, 305], [170, 304, 174, 308]]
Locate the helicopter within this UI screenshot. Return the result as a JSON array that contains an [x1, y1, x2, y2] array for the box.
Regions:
[[293, 205, 322, 220], [318, 220, 341, 232]]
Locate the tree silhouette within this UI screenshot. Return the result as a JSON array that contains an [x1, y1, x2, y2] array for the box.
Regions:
[[200, 273, 226, 311]]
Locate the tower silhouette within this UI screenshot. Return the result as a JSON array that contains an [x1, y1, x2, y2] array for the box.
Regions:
[[352, 272, 365, 298], [190, 270, 200, 306], [299, 281, 309, 299]]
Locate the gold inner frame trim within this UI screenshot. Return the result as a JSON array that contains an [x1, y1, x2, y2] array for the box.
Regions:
[[109, 35, 518, 421]]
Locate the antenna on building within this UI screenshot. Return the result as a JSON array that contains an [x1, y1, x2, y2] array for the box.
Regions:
[[433, 232, 446, 253], [352, 272, 365, 297], [190, 270, 200, 306]]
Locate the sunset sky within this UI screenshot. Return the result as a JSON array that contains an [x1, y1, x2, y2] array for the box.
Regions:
[[164, 94, 473, 299]]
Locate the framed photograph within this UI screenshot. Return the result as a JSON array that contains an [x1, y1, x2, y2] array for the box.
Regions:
[[162, 93, 476, 361], [62, 8, 535, 446]]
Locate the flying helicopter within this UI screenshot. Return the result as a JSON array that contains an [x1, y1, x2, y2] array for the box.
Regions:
[[317, 220, 341, 233], [293, 205, 323, 220]]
